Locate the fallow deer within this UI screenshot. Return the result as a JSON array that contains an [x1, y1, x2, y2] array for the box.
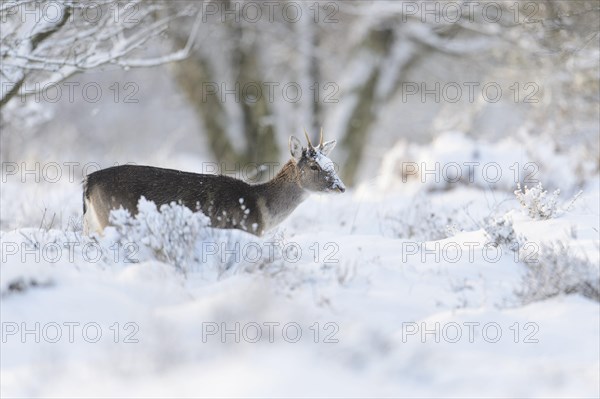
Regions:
[[83, 130, 345, 236]]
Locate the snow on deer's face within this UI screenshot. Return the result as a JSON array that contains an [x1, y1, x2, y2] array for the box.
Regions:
[[289, 133, 346, 193]]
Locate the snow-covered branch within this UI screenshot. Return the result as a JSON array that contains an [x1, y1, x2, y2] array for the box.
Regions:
[[0, 0, 200, 107]]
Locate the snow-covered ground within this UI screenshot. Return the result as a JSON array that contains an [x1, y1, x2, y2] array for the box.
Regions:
[[1, 133, 599, 398]]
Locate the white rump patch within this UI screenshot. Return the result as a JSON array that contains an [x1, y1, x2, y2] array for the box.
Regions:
[[83, 198, 104, 236]]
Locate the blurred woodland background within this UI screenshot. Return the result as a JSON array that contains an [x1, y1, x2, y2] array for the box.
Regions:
[[1, 0, 599, 187]]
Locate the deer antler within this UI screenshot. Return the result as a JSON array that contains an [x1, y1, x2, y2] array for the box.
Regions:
[[319, 127, 324, 148], [304, 128, 314, 149]]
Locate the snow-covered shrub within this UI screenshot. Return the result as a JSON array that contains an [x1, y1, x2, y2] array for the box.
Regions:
[[0, 228, 121, 296], [202, 229, 288, 278], [514, 182, 582, 220], [381, 194, 470, 241], [518, 241, 600, 304], [514, 182, 560, 220], [106, 198, 290, 277], [107, 198, 211, 272], [483, 214, 525, 253]]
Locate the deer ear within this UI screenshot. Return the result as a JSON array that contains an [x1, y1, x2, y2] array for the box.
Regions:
[[289, 136, 303, 159], [320, 140, 336, 156]]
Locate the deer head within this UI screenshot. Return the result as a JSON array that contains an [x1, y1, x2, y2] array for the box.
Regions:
[[289, 129, 346, 193]]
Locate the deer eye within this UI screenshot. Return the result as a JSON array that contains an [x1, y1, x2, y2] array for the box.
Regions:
[[310, 164, 319, 171]]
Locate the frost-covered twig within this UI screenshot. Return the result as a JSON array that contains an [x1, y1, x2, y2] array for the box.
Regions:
[[517, 241, 599, 304]]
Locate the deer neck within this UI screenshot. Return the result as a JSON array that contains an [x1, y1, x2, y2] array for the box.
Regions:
[[258, 160, 308, 230]]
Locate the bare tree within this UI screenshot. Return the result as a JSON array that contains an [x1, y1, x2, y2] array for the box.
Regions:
[[171, 1, 285, 176], [329, 0, 599, 184], [166, 1, 596, 185], [0, 0, 201, 108]]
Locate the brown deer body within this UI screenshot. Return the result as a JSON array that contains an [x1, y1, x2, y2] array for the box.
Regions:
[[83, 132, 345, 236]]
